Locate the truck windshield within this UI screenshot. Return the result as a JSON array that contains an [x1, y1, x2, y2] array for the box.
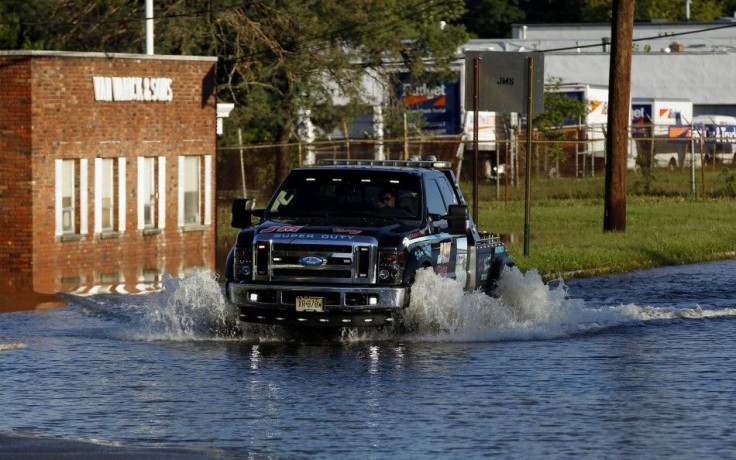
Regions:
[[266, 170, 423, 222]]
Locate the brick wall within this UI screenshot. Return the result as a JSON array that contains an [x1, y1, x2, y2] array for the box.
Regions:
[[1, 51, 218, 296], [0, 56, 33, 293]]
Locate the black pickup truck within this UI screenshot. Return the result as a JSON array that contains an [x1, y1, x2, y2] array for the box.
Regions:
[[224, 158, 513, 327]]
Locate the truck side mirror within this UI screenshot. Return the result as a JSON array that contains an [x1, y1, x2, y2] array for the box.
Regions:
[[231, 198, 253, 228], [446, 204, 469, 235]]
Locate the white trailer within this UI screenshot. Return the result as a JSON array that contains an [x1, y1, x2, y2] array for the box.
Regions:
[[548, 83, 616, 173], [631, 98, 693, 168], [462, 111, 498, 152]]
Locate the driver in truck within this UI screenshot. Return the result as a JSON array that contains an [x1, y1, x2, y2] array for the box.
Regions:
[[377, 189, 396, 209]]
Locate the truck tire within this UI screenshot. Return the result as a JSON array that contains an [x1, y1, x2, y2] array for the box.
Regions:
[[487, 256, 514, 295]]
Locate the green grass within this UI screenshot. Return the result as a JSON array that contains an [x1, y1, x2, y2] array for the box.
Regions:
[[471, 172, 736, 281]]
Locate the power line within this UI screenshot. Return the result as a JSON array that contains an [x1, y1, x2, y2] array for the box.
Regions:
[[541, 21, 736, 53]]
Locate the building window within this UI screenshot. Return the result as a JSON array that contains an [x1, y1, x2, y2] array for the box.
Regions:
[[99, 159, 114, 231], [138, 156, 166, 231], [61, 160, 76, 233], [178, 155, 212, 227], [55, 158, 89, 238], [181, 156, 200, 225], [94, 157, 126, 235]]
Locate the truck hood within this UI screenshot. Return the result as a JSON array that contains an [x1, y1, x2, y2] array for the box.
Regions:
[[247, 221, 426, 246]]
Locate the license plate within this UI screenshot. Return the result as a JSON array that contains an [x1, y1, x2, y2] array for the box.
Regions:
[[296, 296, 325, 312]]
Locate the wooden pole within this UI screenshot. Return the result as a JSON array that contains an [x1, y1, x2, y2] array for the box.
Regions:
[[403, 113, 409, 160], [603, 0, 634, 232], [473, 57, 480, 224], [523, 56, 534, 256], [238, 128, 247, 198]]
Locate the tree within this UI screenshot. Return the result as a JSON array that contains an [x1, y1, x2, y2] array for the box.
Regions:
[[519, 0, 587, 23], [580, 0, 727, 22], [0, 0, 60, 50], [462, 0, 525, 38], [213, 0, 468, 180], [42, 0, 145, 53], [534, 78, 589, 132], [533, 77, 590, 174]]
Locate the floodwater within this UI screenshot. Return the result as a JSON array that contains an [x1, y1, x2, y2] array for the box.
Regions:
[[2, 260, 736, 459]]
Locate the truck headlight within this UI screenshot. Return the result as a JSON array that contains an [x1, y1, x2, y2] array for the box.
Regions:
[[233, 246, 253, 281], [378, 250, 405, 284]]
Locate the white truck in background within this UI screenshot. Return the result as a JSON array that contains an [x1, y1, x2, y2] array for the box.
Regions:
[[550, 83, 609, 165], [692, 115, 736, 165], [631, 98, 694, 168]]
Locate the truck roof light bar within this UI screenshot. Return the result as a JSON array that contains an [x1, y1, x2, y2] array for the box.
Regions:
[[318, 159, 452, 170]]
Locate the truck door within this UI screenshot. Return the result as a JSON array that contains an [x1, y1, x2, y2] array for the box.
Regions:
[[425, 177, 467, 282]]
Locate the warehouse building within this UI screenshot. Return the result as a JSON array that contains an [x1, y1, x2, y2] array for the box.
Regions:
[[463, 20, 736, 116]]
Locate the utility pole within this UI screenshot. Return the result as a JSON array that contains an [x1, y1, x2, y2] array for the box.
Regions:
[[604, 0, 634, 232], [145, 0, 154, 55]]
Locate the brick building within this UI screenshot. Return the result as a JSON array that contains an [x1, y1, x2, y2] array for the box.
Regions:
[[0, 51, 219, 306]]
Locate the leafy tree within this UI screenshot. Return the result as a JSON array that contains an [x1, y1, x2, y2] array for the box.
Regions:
[[462, 0, 525, 38], [725, 0, 736, 17], [518, 0, 588, 23], [685, 0, 727, 21], [535, 78, 589, 131], [533, 77, 590, 174], [213, 0, 468, 179], [31, 0, 215, 55], [579, 0, 614, 21], [40, 0, 144, 52], [580, 0, 727, 22], [0, 0, 56, 49], [634, 0, 723, 21], [154, 0, 217, 56]]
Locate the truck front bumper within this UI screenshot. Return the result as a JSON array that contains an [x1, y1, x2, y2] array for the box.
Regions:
[[226, 282, 408, 327]]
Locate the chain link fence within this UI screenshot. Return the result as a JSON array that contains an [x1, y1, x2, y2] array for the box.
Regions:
[[215, 133, 736, 268], [218, 133, 736, 205]]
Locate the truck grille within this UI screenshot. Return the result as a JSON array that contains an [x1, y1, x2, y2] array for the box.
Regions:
[[253, 239, 375, 284]]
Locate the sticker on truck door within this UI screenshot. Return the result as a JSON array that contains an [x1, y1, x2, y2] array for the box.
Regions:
[[437, 241, 451, 264]]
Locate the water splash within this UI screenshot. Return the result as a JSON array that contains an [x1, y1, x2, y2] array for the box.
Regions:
[[131, 269, 289, 342], [392, 266, 736, 342], [131, 270, 234, 340], [66, 266, 736, 343]]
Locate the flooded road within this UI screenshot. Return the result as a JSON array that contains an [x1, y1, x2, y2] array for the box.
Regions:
[[2, 260, 736, 459]]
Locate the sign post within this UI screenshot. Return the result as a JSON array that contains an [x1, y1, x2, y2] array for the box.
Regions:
[[464, 51, 544, 255], [473, 57, 480, 224], [524, 56, 535, 256]]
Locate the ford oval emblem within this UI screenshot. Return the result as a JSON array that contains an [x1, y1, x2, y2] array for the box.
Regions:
[[300, 255, 325, 266]]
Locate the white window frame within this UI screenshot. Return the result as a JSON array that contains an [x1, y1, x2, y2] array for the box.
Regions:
[[138, 156, 167, 230], [118, 157, 126, 232], [55, 158, 89, 237], [178, 155, 211, 227], [58, 159, 76, 234], [93, 157, 126, 234], [95, 158, 114, 232], [158, 156, 166, 228], [204, 155, 212, 226], [138, 156, 156, 229]]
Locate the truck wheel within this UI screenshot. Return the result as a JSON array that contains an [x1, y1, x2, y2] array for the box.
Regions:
[[487, 257, 513, 295], [668, 158, 677, 169]]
